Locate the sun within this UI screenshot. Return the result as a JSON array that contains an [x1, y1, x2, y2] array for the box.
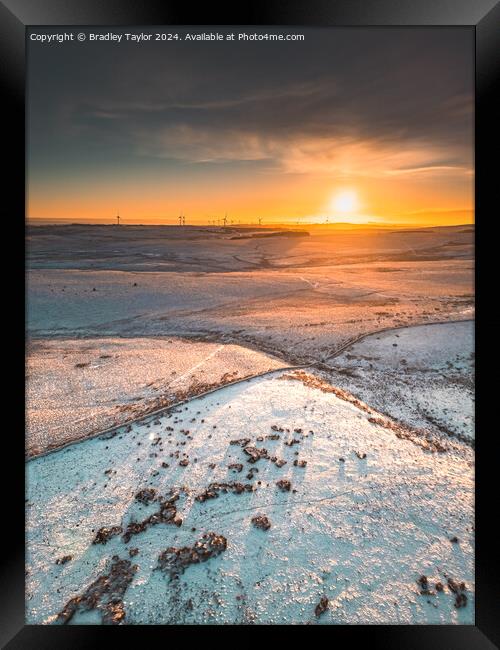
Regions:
[[331, 190, 359, 214]]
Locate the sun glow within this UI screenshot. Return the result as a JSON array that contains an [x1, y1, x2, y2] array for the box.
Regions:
[[331, 190, 359, 214]]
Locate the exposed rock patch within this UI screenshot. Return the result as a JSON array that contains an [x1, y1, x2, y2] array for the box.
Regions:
[[230, 438, 251, 447], [251, 515, 271, 531], [93, 526, 123, 545], [135, 488, 157, 504], [315, 596, 329, 617], [243, 446, 269, 463], [57, 557, 137, 624], [276, 479, 292, 492], [123, 491, 181, 543], [448, 578, 468, 608], [157, 532, 227, 579], [195, 482, 254, 503]]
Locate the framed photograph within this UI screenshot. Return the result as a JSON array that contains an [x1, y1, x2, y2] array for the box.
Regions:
[[2, 0, 498, 646]]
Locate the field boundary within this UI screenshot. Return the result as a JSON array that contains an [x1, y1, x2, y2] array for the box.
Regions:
[[27, 317, 474, 461]]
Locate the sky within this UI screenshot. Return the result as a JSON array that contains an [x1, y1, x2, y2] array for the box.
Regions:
[[27, 27, 474, 226]]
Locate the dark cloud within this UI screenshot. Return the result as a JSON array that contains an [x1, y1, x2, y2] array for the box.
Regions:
[[28, 27, 473, 178]]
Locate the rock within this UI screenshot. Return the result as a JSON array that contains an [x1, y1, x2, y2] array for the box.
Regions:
[[135, 488, 157, 504], [315, 596, 329, 617], [57, 557, 137, 624], [55, 555, 73, 565], [251, 515, 271, 531], [230, 438, 251, 447], [447, 578, 466, 593], [157, 532, 227, 579], [416, 574, 437, 596], [93, 526, 123, 545], [244, 446, 269, 463], [447, 578, 468, 607], [122, 492, 180, 542], [196, 481, 254, 502], [276, 479, 291, 492]]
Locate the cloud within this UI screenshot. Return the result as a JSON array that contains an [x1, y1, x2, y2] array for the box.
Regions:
[[123, 123, 472, 181], [28, 27, 474, 183]]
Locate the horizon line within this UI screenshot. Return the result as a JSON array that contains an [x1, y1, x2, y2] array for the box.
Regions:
[[26, 219, 474, 229]]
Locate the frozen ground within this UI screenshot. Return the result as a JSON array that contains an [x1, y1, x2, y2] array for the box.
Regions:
[[26, 367, 474, 625], [324, 321, 474, 445], [26, 337, 287, 457], [26, 224, 474, 274], [26, 225, 474, 624], [27, 224, 474, 363]]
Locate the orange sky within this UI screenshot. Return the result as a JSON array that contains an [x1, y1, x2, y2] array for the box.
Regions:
[[27, 27, 474, 227], [28, 162, 474, 226], [27, 128, 474, 225]]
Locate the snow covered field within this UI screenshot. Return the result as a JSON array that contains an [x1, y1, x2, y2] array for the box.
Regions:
[[26, 337, 286, 457], [25, 225, 474, 624], [27, 224, 474, 274], [325, 321, 474, 444], [26, 364, 473, 625], [27, 225, 474, 363]]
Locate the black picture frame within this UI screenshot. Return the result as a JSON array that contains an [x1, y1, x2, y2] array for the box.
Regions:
[[3, 0, 499, 646]]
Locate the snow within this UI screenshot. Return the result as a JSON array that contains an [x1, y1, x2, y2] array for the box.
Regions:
[[26, 337, 286, 456], [26, 369, 474, 625], [27, 225, 474, 364], [25, 226, 474, 624], [325, 321, 474, 443]]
